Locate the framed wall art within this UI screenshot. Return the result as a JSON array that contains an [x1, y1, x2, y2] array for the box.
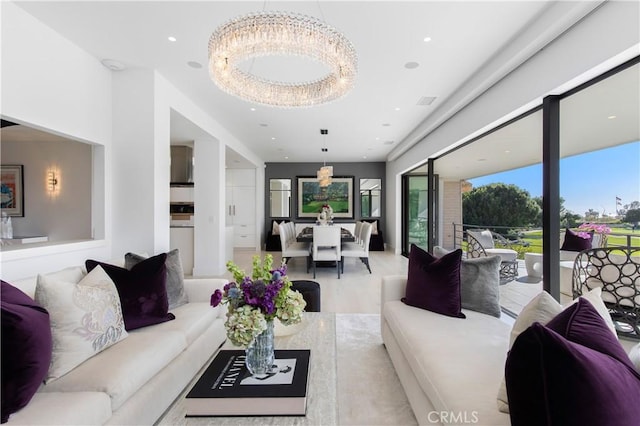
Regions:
[[297, 176, 353, 218], [0, 165, 24, 217]]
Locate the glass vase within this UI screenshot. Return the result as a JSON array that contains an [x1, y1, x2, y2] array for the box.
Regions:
[[245, 320, 275, 375]]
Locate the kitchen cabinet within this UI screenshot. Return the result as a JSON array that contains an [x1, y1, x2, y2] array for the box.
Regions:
[[226, 169, 256, 248]]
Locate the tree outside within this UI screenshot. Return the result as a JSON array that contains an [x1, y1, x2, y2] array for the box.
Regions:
[[462, 183, 540, 231]]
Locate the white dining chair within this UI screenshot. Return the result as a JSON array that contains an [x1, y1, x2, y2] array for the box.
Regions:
[[279, 223, 310, 269], [341, 222, 372, 274], [312, 225, 341, 279]]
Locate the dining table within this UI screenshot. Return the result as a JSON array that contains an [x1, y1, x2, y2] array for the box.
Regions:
[[296, 226, 356, 243]]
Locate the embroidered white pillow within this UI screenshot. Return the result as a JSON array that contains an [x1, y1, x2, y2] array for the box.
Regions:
[[35, 265, 128, 383]]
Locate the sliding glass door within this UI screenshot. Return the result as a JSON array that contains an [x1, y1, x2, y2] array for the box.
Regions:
[[402, 171, 428, 255]]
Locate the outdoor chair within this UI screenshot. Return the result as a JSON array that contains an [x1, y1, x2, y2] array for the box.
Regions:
[[467, 229, 518, 284], [572, 247, 640, 339]]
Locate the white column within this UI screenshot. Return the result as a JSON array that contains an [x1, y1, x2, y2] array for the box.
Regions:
[[192, 137, 226, 276]]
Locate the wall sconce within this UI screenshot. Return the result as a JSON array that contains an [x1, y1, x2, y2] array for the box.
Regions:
[[47, 170, 58, 193]]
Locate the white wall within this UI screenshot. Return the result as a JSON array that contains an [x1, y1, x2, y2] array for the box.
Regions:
[[385, 0, 640, 253], [1, 139, 92, 241], [0, 3, 265, 280], [0, 2, 112, 280]]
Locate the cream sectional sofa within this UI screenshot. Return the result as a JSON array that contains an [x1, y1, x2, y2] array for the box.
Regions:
[[381, 275, 511, 426], [6, 272, 228, 425]]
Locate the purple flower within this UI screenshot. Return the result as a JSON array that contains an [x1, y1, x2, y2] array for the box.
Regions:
[[210, 289, 222, 307]]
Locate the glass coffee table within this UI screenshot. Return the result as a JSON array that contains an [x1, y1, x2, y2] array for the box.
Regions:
[[158, 312, 337, 425]]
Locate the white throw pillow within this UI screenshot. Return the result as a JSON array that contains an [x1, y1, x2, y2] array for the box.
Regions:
[[368, 221, 378, 235], [496, 291, 564, 413], [272, 221, 281, 235], [35, 265, 128, 383], [497, 288, 618, 413]]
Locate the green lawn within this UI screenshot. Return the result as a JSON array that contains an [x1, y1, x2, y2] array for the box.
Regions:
[[302, 200, 349, 214]]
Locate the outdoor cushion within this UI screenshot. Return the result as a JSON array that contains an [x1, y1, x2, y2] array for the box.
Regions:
[[468, 229, 495, 249], [560, 228, 592, 252], [403, 244, 465, 318]]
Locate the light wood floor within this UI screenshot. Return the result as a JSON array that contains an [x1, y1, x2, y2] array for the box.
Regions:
[[227, 249, 409, 314]]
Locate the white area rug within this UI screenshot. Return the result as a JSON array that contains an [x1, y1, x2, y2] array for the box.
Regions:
[[157, 314, 416, 425], [336, 314, 417, 426]]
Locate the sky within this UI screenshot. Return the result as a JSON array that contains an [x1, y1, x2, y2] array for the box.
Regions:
[[469, 141, 640, 218]]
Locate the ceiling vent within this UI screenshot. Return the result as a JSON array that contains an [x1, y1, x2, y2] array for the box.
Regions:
[[416, 96, 437, 106]]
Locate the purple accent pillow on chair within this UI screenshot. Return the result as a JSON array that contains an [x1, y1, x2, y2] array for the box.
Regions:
[[402, 244, 465, 318], [506, 298, 640, 426], [1, 280, 53, 423], [86, 253, 175, 330], [560, 228, 593, 252]]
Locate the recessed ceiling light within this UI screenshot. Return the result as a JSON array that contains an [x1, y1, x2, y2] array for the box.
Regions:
[[250, 107, 256, 111], [259, 123, 268, 127], [394, 107, 400, 111], [375, 137, 380, 141], [187, 61, 202, 69], [382, 123, 391, 127], [608, 115, 617, 119], [271, 137, 276, 140], [423, 36, 432, 43], [363, 156, 367, 159], [477, 158, 487, 162], [404, 62, 419, 69], [100, 59, 125, 71], [284, 156, 289, 159], [505, 150, 511, 154], [168, 36, 177, 42], [383, 140, 395, 145]]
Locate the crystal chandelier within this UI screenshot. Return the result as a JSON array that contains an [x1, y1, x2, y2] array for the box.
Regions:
[[208, 11, 357, 108], [317, 129, 333, 187]]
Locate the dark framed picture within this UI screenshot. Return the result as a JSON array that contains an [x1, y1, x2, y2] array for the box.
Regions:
[[0, 165, 24, 217], [297, 176, 354, 218]]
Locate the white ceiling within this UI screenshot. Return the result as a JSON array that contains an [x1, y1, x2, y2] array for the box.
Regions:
[[12, 0, 554, 165], [6, 1, 638, 176]]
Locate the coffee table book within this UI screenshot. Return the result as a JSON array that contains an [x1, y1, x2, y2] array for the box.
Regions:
[[185, 349, 310, 417]]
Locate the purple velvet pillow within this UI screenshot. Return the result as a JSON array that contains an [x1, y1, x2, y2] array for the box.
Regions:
[[560, 228, 593, 252], [402, 244, 465, 318], [86, 253, 174, 330], [506, 299, 640, 426], [1, 280, 53, 423]]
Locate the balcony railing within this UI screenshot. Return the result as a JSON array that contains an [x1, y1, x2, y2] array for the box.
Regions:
[[452, 223, 640, 259]]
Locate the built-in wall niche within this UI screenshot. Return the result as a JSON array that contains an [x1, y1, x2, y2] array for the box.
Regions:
[[269, 178, 291, 218], [360, 178, 381, 218], [0, 121, 97, 247]]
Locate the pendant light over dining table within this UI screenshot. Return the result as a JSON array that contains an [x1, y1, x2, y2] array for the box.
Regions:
[[208, 11, 357, 108], [317, 129, 333, 187]]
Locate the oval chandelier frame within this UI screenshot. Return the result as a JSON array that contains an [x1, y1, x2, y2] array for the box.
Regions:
[[208, 11, 357, 108]]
